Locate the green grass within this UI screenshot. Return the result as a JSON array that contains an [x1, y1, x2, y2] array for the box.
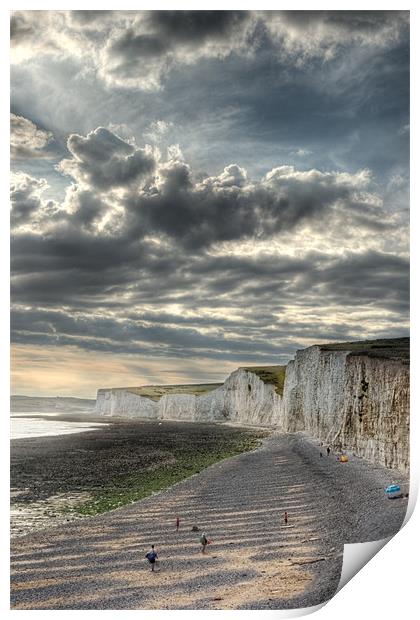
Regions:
[[118, 383, 223, 401], [69, 429, 268, 516], [241, 365, 287, 397], [318, 337, 409, 362]]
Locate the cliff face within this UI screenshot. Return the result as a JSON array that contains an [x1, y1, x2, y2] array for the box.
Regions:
[[95, 338, 409, 472], [282, 346, 409, 472], [341, 355, 409, 472], [281, 348, 349, 435], [96, 389, 158, 418], [95, 370, 282, 426], [221, 369, 282, 426]]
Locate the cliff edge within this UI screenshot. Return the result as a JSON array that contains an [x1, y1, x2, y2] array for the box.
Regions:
[[96, 337, 409, 472]]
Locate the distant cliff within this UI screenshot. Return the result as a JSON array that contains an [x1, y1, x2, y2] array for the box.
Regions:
[[96, 370, 282, 425], [11, 395, 96, 413], [96, 338, 409, 472]]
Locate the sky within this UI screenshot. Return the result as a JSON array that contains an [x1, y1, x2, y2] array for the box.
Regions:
[[10, 9, 410, 398]]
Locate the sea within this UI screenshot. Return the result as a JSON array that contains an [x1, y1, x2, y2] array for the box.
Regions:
[[10, 412, 109, 439], [10, 395, 107, 439]]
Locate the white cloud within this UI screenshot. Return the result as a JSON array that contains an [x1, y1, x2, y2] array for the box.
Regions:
[[10, 113, 53, 159], [294, 148, 313, 157], [57, 127, 157, 192], [144, 119, 174, 142]]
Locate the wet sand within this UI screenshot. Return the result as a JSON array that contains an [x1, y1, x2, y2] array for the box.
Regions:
[[10, 427, 408, 610]]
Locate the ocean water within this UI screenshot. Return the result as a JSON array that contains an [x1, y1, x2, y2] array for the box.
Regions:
[[10, 412, 109, 440]]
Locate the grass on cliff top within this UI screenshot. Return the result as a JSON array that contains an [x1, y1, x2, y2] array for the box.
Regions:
[[61, 422, 269, 517], [121, 383, 223, 401], [240, 366, 286, 397], [317, 337, 409, 362]]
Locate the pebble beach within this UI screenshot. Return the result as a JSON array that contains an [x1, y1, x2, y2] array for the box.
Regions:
[[10, 421, 409, 610]]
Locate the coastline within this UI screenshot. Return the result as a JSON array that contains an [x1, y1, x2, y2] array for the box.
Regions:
[[10, 415, 268, 537], [11, 426, 409, 610]]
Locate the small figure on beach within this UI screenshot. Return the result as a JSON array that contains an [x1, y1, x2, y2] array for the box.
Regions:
[[176, 516, 180, 532], [284, 511, 288, 525], [145, 545, 158, 572], [200, 532, 209, 553], [327, 447, 331, 456], [320, 452, 323, 457]]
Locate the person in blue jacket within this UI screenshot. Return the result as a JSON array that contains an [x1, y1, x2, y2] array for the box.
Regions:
[[145, 545, 158, 571]]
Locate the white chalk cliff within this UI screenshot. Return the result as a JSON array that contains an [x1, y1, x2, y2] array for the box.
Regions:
[[96, 369, 281, 425], [281, 345, 409, 472], [96, 338, 409, 472]]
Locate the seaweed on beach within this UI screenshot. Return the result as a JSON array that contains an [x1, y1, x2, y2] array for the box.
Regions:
[[11, 418, 268, 521]]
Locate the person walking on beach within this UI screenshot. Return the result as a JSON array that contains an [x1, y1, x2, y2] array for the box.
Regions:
[[145, 545, 158, 572], [200, 532, 208, 554], [176, 516, 180, 532], [284, 511, 288, 526], [327, 446, 331, 456]]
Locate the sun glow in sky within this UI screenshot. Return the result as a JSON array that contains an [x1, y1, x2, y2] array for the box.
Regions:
[[10, 10, 409, 397]]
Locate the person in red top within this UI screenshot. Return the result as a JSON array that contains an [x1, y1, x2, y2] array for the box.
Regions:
[[176, 516, 180, 532], [284, 511, 288, 525]]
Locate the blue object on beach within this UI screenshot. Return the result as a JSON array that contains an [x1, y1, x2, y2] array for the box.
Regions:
[[385, 484, 402, 499]]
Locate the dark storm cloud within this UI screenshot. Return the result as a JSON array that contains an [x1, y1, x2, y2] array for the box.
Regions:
[[10, 299, 366, 361], [101, 11, 252, 89], [10, 305, 289, 363], [147, 11, 250, 43], [12, 217, 405, 311], [124, 162, 375, 250], [11, 11, 408, 92], [69, 11, 114, 26], [11, 330, 296, 364], [12, 127, 380, 250], [67, 189, 108, 231], [10, 173, 59, 227], [118, 10, 247, 60], [10, 242, 409, 360], [301, 251, 410, 313], [116, 309, 366, 345], [10, 128, 404, 316], [10, 11, 409, 187], [10, 11, 36, 43], [11, 230, 147, 278], [205, 252, 409, 317], [10, 12, 409, 372], [108, 30, 168, 62], [275, 10, 407, 35], [108, 11, 249, 58]]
